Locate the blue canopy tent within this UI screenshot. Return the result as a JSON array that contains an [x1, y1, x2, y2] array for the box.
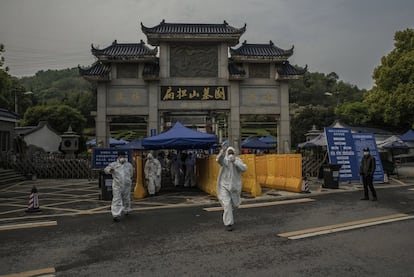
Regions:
[[141, 121, 218, 150], [117, 138, 145, 150], [378, 136, 409, 149], [259, 135, 277, 144], [400, 129, 414, 142], [86, 137, 128, 147], [241, 137, 274, 149]]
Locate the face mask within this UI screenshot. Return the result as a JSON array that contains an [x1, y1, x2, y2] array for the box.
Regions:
[[228, 154, 235, 161], [119, 157, 126, 164], [363, 151, 369, 156]]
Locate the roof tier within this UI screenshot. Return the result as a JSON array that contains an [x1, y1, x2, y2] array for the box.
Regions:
[[230, 40, 293, 62], [141, 20, 246, 46], [276, 61, 307, 80], [78, 61, 160, 81], [78, 62, 111, 81], [91, 40, 157, 61]]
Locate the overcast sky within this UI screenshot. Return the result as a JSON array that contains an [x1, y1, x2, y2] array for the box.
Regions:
[[0, 0, 413, 89]]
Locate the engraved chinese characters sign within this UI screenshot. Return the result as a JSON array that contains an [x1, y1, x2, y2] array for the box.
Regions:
[[161, 86, 228, 101]]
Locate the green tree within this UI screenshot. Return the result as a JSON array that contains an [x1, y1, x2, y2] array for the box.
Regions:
[[19, 68, 96, 126], [21, 104, 86, 134], [365, 28, 414, 129], [335, 102, 370, 126], [290, 105, 335, 147]]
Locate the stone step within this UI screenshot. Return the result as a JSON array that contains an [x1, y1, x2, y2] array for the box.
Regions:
[[0, 168, 27, 186]]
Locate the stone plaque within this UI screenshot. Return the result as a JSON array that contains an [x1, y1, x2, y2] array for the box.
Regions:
[[108, 88, 148, 107], [170, 45, 218, 77], [240, 87, 279, 106]]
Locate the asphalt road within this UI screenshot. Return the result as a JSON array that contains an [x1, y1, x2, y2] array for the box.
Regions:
[[1, 179, 414, 276]]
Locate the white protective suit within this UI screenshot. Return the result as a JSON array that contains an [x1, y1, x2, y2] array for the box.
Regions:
[[216, 146, 247, 227], [104, 157, 133, 218], [170, 154, 183, 187], [144, 153, 162, 195], [184, 153, 196, 187]]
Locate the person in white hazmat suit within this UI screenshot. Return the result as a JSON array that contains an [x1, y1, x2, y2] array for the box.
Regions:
[[216, 145, 247, 231], [184, 152, 196, 187], [144, 153, 162, 196], [104, 151, 133, 222]]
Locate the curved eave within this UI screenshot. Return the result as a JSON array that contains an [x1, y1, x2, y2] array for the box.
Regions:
[[230, 55, 289, 63], [141, 20, 246, 46], [82, 76, 110, 82], [91, 40, 158, 59], [144, 34, 242, 46], [78, 64, 110, 82], [93, 55, 158, 62], [276, 64, 308, 80]]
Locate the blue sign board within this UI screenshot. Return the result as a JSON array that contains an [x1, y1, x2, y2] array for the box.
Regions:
[[325, 128, 359, 181], [92, 148, 132, 168], [352, 133, 385, 183]]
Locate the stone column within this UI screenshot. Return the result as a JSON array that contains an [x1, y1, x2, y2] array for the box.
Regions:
[[147, 81, 158, 135], [218, 43, 229, 79], [278, 81, 291, 153], [229, 82, 241, 151], [96, 83, 109, 147]]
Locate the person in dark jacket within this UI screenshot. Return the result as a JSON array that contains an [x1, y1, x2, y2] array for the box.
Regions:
[[359, 147, 377, 201]]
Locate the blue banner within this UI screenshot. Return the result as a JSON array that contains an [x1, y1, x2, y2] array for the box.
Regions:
[[92, 148, 132, 169], [325, 128, 359, 181], [352, 133, 385, 183]]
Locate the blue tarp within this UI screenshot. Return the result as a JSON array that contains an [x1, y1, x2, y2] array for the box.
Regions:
[[241, 137, 274, 149], [141, 122, 217, 150], [117, 139, 145, 150], [400, 129, 414, 142]]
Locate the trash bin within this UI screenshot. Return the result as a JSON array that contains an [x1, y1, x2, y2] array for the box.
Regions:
[[99, 171, 113, 200], [322, 164, 342, 189]]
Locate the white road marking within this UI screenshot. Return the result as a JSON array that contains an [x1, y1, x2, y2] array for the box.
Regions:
[[278, 213, 414, 240], [0, 267, 56, 277], [0, 220, 57, 231], [203, 198, 315, 212]]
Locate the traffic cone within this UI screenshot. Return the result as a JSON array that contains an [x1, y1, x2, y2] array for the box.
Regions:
[[26, 186, 41, 213], [302, 177, 311, 193]]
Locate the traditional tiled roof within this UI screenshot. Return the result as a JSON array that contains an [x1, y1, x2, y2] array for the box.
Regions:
[[78, 61, 111, 81], [230, 40, 293, 62], [91, 40, 157, 61], [0, 108, 19, 121], [15, 121, 60, 136], [276, 61, 307, 80], [141, 20, 245, 46]]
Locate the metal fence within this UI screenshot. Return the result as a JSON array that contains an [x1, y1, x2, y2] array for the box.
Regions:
[[6, 153, 99, 179]]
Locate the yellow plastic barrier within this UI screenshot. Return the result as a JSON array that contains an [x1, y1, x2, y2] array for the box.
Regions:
[[263, 154, 277, 188], [273, 154, 287, 190], [133, 156, 147, 199], [255, 155, 267, 186], [284, 154, 303, 192], [197, 153, 302, 197], [240, 154, 262, 197], [208, 155, 219, 196]]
